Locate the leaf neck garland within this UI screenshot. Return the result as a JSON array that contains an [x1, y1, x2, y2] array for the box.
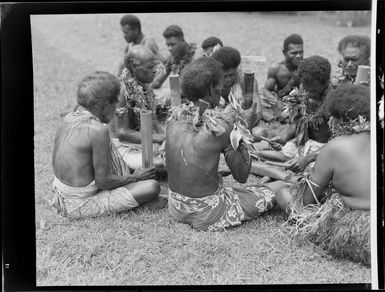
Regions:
[[118, 68, 157, 128], [283, 86, 330, 147], [167, 98, 254, 151], [169, 43, 197, 75], [330, 116, 370, 139]]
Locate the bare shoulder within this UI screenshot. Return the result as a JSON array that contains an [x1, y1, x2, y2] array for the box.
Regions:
[[88, 120, 110, 143], [267, 63, 281, 75]]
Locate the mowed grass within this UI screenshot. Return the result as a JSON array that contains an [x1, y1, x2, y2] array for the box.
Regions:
[[32, 12, 372, 286]]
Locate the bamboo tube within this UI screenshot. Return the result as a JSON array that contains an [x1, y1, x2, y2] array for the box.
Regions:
[[251, 161, 292, 181], [243, 69, 254, 109], [354, 65, 370, 85], [140, 110, 153, 168], [169, 74, 181, 107]]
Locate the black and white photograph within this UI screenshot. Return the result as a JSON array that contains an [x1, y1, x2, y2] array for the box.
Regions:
[[2, 0, 384, 290]]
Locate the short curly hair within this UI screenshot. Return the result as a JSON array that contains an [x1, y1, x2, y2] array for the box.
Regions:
[[180, 57, 223, 102], [298, 55, 331, 85], [201, 36, 223, 50], [120, 15, 141, 32], [337, 35, 371, 60], [77, 71, 121, 110], [163, 25, 184, 40], [325, 84, 370, 121], [283, 34, 303, 52], [211, 46, 241, 71]]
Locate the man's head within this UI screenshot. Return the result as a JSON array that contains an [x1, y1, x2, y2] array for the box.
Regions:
[[163, 25, 185, 55], [124, 45, 157, 84], [325, 84, 370, 132], [337, 35, 371, 77], [77, 72, 121, 123], [282, 34, 304, 68], [211, 46, 241, 91], [201, 36, 223, 57], [298, 55, 331, 100], [120, 15, 141, 44], [180, 57, 224, 106]]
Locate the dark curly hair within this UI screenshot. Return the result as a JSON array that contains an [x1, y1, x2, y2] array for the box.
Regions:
[[211, 46, 241, 71], [180, 57, 223, 102], [338, 35, 371, 60], [163, 25, 184, 40], [283, 34, 303, 52], [77, 71, 121, 110], [298, 55, 331, 85], [201, 36, 223, 49], [325, 84, 370, 121], [120, 15, 141, 32]]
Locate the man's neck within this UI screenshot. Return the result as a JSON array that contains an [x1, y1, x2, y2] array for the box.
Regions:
[[285, 62, 297, 72], [134, 33, 145, 45]]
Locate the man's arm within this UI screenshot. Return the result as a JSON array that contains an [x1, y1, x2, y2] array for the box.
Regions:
[[262, 65, 279, 102], [217, 114, 252, 183], [90, 123, 138, 189], [301, 142, 335, 205]]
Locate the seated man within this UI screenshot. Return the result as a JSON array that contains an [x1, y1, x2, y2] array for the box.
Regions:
[[332, 35, 371, 86], [201, 36, 223, 57], [275, 84, 371, 265], [261, 34, 304, 122], [151, 25, 196, 89], [117, 14, 164, 75], [211, 46, 262, 130], [254, 56, 332, 173], [165, 57, 283, 231], [110, 46, 166, 172], [51, 71, 160, 219]]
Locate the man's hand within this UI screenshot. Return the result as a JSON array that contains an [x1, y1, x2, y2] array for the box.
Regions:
[[133, 167, 157, 181], [285, 157, 308, 173], [270, 135, 286, 145]]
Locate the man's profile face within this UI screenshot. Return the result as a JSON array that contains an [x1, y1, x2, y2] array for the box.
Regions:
[[134, 56, 157, 84], [284, 43, 304, 67], [341, 45, 368, 77], [202, 47, 214, 57], [207, 78, 224, 107], [101, 99, 118, 124], [222, 67, 237, 90], [166, 36, 183, 55], [301, 79, 327, 101], [121, 24, 137, 43]]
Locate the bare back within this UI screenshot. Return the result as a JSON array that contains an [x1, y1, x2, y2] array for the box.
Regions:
[[330, 133, 370, 208], [166, 120, 225, 198], [52, 112, 100, 187], [306, 132, 371, 209]]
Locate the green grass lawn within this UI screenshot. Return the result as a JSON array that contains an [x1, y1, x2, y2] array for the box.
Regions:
[[32, 12, 372, 286]]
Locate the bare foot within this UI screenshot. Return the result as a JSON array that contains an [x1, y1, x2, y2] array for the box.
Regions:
[[142, 195, 168, 211]]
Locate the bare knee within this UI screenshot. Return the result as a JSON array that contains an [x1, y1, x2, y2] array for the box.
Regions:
[[252, 126, 268, 142], [148, 179, 161, 197]]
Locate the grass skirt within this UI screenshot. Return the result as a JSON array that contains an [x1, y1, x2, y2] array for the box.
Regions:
[[285, 184, 370, 265]]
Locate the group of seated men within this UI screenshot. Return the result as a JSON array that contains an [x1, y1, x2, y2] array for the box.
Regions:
[[51, 14, 372, 264]]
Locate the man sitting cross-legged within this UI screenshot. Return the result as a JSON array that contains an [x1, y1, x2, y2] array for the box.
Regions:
[[275, 84, 371, 265], [261, 34, 304, 122], [109, 45, 167, 173], [51, 72, 160, 219], [165, 57, 283, 231], [254, 55, 332, 173]]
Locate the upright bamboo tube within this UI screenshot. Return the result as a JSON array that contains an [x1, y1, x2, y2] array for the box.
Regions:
[[169, 74, 181, 107], [140, 110, 153, 168], [354, 65, 370, 85], [243, 70, 254, 109]]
